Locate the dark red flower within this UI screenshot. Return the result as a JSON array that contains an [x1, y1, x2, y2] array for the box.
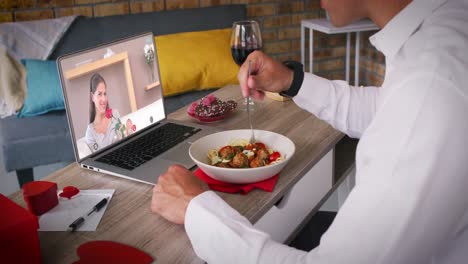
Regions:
[[105, 108, 113, 119]]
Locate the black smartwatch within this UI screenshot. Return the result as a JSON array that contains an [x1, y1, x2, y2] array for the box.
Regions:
[[279, 61, 304, 98]]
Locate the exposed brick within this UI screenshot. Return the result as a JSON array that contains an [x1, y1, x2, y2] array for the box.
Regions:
[[278, 1, 304, 14], [314, 58, 345, 72], [56, 6, 93, 17], [232, 0, 265, 4], [75, 0, 109, 4], [231, 0, 248, 3], [200, 0, 231, 7], [313, 48, 332, 59], [305, 0, 321, 11], [261, 29, 277, 42], [130, 0, 164, 14], [166, 0, 199, 10], [0, 0, 35, 11], [360, 58, 372, 70], [94, 3, 129, 17], [368, 73, 384, 86], [37, 0, 74, 8], [375, 63, 386, 76], [329, 71, 346, 80], [274, 53, 300, 62], [375, 52, 385, 63], [0, 0, 383, 87], [291, 39, 301, 52], [319, 34, 346, 47], [331, 46, 346, 57], [15, 9, 54, 21], [315, 71, 347, 81], [263, 15, 291, 28], [247, 4, 276, 17], [0, 12, 13, 23], [278, 27, 300, 40], [360, 47, 372, 58], [291, 13, 319, 25], [263, 41, 291, 54]]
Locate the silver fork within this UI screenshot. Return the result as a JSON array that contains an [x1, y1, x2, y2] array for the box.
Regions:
[[247, 60, 255, 144]]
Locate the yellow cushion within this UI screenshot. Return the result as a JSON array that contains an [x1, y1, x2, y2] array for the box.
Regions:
[[155, 28, 239, 97]]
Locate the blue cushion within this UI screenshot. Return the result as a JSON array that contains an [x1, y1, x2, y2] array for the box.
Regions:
[[18, 59, 64, 118]]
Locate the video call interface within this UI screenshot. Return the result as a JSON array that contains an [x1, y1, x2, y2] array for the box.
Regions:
[[58, 34, 165, 160]]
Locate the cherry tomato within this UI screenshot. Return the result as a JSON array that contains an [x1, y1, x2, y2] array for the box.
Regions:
[[269, 151, 281, 162], [219, 146, 229, 153], [254, 142, 266, 150], [244, 144, 254, 150]]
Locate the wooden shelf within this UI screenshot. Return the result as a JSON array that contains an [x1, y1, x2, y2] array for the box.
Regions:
[[301, 19, 378, 34], [65, 52, 129, 80], [144, 81, 160, 91]]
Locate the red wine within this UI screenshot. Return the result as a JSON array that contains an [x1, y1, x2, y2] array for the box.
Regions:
[[231, 47, 259, 66]]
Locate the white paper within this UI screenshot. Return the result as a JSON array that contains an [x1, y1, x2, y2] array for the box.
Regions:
[[38, 189, 115, 231]]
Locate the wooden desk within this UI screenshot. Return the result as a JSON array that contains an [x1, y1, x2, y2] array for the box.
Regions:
[[9, 85, 343, 263]]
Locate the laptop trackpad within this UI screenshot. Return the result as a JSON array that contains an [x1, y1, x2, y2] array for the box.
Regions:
[[160, 142, 194, 167]]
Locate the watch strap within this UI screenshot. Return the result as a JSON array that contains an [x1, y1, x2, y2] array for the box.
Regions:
[[279, 61, 304, 98]]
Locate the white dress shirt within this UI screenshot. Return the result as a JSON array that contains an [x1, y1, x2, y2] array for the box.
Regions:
[[185, 0, 468, 263]]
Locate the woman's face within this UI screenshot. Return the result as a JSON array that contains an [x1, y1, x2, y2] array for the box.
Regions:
[[92, 82, 108, 115]]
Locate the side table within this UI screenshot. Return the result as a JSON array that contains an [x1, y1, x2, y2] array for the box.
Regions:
[[301, 19, 378, 85]]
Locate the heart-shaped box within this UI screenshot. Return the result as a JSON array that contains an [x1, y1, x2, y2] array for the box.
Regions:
[[22, 181, 58, 216]]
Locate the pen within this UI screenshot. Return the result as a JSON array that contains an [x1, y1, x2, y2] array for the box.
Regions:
[[67, 197, 109, 232]]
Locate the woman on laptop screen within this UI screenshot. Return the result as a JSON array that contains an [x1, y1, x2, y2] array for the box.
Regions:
[[85, 73, 133, 152]]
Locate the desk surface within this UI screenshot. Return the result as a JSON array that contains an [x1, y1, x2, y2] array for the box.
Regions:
[[9, 85, 343, 263], [302, 18, 378, 34]]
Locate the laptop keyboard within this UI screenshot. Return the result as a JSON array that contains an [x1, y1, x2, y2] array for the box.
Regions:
[[96, 123, 201, 171]]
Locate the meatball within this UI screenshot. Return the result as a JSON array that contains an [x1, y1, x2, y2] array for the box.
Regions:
[[229, 152, 249, 168], [232, 146, 243, 154], [250, 157, 266, 168], [219, 146, 236, 160], [256, 149, 269, 161]]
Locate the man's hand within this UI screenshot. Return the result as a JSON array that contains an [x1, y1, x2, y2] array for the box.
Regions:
[[151, 165, 209, 224], [238, 50, 294, 100]]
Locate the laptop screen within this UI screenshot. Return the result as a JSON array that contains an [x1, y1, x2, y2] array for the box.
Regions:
[[58, 33, 166, 161]]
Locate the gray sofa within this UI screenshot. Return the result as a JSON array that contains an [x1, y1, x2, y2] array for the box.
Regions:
[[0, 5, 246, 186]]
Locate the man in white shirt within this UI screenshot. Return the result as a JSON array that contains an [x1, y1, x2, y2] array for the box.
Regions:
[[151, 0, 468, 263]]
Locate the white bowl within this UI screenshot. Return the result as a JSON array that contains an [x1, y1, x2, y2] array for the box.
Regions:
[[189, 129, 295, 184]]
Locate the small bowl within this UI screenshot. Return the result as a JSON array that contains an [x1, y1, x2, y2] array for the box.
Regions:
[[189, 129, 295, 184]]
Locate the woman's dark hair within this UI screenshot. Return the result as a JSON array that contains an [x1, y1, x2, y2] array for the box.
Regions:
[[89, 73, 107, 124]]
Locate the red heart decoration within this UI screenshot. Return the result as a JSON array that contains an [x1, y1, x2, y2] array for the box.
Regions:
[[22, 181, 58, 215], [74, 241, 153, 264], [59, 186, 80, 199]]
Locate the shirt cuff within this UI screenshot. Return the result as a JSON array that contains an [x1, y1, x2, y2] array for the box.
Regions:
[[184, 191, 257, 261], [185, 191, 251, 231], [293, 73, 332, 117]]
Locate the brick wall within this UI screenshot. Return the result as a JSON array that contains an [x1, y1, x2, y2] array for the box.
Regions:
[[0, 0, 384, 86]]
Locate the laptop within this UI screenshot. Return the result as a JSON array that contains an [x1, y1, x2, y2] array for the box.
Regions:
[[57, 32, 220, 185]]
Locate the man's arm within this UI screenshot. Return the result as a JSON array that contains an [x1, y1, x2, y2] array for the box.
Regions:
[[294, 73, 379, 138], [185, 76, 468, 264], [236, 51, 380, 138]]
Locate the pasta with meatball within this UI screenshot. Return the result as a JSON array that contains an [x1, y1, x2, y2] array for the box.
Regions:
[[207, 140, 283, 168]]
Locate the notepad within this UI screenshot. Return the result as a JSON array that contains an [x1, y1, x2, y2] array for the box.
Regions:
[[38, 189, 114, 231]]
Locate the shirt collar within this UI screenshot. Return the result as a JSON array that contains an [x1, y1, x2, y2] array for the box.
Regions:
[[369, 0, 448, 60]]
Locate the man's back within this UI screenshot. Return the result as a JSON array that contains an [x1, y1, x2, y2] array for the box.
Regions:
[[349, 0, 468, 263]]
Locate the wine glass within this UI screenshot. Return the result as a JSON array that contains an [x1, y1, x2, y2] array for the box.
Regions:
[[230, 20, 262, 111]]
